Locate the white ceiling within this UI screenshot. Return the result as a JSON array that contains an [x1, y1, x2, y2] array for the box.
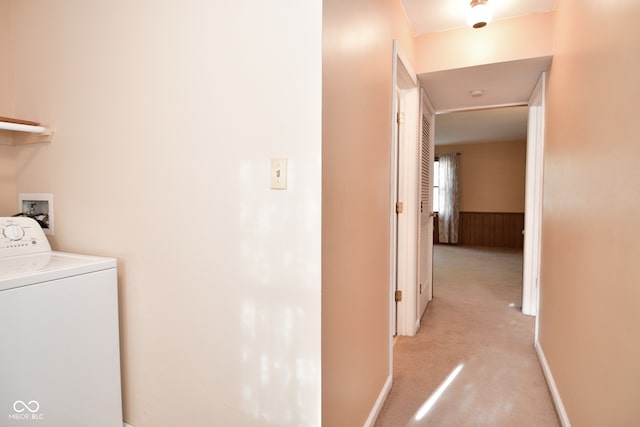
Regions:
[[399, 0, 556, 145], [435, 105, 529, 145], [420, 57, 551, 112]]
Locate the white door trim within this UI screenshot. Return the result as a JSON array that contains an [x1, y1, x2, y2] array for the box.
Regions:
[[396, 86, 420, 336], [388, 40, 401, 392], [523, 72, 546, 322], [390, 40, 420, 338]]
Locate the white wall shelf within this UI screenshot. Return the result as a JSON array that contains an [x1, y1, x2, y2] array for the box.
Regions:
[[0, 117, 53, 145]]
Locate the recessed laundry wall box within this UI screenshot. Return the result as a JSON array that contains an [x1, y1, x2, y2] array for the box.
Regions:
[[17, 193, 54, 235]]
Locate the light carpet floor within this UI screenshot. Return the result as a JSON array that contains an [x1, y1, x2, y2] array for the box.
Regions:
[[374, 245, 560, 427]]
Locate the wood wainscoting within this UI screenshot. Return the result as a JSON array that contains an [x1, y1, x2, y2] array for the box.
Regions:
[[434, 212, 525, 248]]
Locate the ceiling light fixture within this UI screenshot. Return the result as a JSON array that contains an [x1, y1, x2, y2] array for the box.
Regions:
[[467, 0, 493, 29]]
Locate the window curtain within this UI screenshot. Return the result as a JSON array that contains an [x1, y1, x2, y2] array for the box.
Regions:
[[438, 153, 460, 244]]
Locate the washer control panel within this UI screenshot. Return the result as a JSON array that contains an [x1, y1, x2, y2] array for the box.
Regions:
[[0, 217, 51, 258]]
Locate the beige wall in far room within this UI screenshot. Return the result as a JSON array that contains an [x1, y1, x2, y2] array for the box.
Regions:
[[435, 141, 526, 213]]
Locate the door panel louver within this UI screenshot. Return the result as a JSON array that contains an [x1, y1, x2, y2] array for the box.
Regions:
[[421, 114, 431, 223], [419, 110, 433, 308]]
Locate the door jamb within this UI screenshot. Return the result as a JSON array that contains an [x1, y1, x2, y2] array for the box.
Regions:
[[389, 40, 420, 340], [523, 72, 546, 326]]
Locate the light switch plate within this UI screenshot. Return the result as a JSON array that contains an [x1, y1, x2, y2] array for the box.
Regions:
[[271, 158, 287, 190]]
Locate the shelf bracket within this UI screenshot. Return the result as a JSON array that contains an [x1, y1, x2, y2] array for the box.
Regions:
[[12, 128, 54, 145]]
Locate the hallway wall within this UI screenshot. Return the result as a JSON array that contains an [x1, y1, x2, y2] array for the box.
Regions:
[[322, 0, 414, 425], [0, 145, 14, 214], [540, 0, 640, 424], [0, 0, 16, 212], [7, 1, 322, 426], [414, 12, 553, 74]]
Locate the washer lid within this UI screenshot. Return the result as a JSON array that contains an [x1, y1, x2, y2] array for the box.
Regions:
[[0, 251, 116, 292]]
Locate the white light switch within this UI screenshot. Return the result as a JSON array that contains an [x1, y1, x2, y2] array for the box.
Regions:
[[271, 158, 287, 190]]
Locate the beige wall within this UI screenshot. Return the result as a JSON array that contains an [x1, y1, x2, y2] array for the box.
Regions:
[[435, 141, 526, 213], [8, 1, 322, 426], [0, 0, 16, 213], [539, 0, 640, 425], [414, 12, 554, 74], [0, 145, 15, 215], [0, 0, 11, 119], [322, 0, 414, 425]]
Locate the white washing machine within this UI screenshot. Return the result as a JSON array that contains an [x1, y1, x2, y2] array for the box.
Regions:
[[0, 217, 123, 427]]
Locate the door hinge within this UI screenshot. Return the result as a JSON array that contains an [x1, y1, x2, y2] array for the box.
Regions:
[[395, 290, 403, 302], [396, 201, 404, 214], [397, 112, 405, 124]]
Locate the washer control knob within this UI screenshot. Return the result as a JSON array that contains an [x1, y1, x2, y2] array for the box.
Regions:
[[3, 225, 25, 241]]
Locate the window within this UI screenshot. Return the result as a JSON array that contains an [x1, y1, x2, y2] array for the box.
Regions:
[[433, 158, 440, 212]]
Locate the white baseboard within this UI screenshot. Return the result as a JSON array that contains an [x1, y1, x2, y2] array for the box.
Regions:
[[124, 422, 135, 427], [363, 375, 392, 427], [535, 341, 571, 427]]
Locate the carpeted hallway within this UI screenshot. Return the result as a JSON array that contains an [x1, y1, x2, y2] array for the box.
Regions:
[[374, 245, 560, 427]]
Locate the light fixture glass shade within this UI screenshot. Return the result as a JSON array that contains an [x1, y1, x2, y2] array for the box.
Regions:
[[467, 1, 493, 29]]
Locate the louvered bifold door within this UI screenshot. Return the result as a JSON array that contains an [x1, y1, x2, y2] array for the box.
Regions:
[[419, 112, 434, 307]]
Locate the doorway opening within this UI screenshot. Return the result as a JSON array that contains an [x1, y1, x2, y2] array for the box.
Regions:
[[432, 105, 529, 308]]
